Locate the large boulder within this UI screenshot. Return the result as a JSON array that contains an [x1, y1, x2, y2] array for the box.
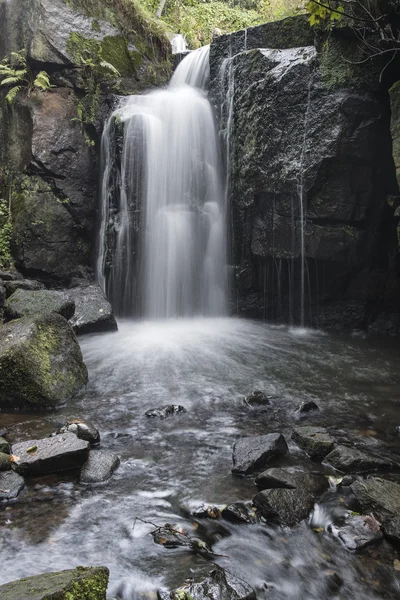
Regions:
[[209, 16, 399, 328], [67, 285, 117, 334], [12, 433, 90, 475], [0, 314, 88, 410], [292, 427, 335, 461], [5, 288, 75, 321], [232, 433, 288, 475], [325, 445, 394, 474], [0, 566, 109, 600], [80, 450, 120, 483]]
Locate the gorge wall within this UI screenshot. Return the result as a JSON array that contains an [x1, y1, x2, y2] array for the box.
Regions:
[[210, 16, 400, 332]]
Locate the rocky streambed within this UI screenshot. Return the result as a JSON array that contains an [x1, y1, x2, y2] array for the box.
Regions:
[[0, 317, 400, 599]]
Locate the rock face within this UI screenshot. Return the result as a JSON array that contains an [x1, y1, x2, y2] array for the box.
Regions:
[[0, 314, 88, 410], [67, 285, 117, 334], [0, 470, 25, 500], [325, 445, 393, 474], [5, 288, 75, 321], [159, 567, 256, 600], [80, 450, 120, 483], [209, 17, 399, 330], [12, 433, 90, 475], [232, 433, 288, 474], [0, 566, 109, 600], [292, 427, 335, 460]]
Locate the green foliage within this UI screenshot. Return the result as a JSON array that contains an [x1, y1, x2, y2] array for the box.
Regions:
[[306, 1, 344, 26], [0, 50, 53, 104], [0, 194, 12, 269]]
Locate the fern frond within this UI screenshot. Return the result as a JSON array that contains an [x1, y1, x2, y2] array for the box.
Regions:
[[99, 60, 120, 76], [6, 86, 22, 103], [1, 76, 23, 86], [33, 71, 52, 90]]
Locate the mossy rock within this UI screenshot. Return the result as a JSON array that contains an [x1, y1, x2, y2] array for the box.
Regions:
[[0, 313, 88, 410], [5, 288, 75, 321], [0, 566, 109, 600], [0, 451, 11, 471]]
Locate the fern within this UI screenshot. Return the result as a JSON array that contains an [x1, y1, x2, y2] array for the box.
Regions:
[[1, 76, 23, 86], [99, 60, 120, 76], [6, 86, 22, 104], [0, 49, 53, 104], [33, 71, 53, 90]]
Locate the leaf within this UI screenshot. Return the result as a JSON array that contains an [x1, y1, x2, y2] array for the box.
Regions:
[[313, 527, 325, 533], [26, 445, 37, 453], [159, 537, 167, 545], [10, 454, 20, 463], [6, 86, 22, 103], [1, 76, 22, 86], [99, 60, 120, 76]]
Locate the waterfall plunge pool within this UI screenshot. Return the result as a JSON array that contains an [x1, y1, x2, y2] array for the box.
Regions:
[[1, 318, 400, 599]]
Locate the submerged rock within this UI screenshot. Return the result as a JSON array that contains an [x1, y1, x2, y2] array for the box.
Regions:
[[11, 433, 89, 476], [0, 314, 88, 410], [253, 469, 328, 527], [0, 566, 109, 600], [152, 525, 193, 548], [5, 288, 75, 321], [232, 433, 288, 475], [57, 418, 100, 445], [68, 285, 117, 335], [325, 445, 394, 474], [334, 514, 383, 551], [80, 450, 120, 484], [221, 502, 257, 524], [294, 400, 320, 416], [146, 405, 187, 418], [0, 470, 25, 501], [158, 566, 256, 600], [244, 390, 271, 407], [292, 427, 335, 460]]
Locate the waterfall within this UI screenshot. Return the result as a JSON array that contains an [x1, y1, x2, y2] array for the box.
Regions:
[[97, 46, 227, 319]]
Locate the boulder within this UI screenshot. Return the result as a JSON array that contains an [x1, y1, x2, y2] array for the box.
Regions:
[[325, 445, 394, 474], [5, 288, 75, 321], [0, 452, 11, 471], [145, 405, 187, 418], [244, 390, 271, 407], [11, 433, 89, 476], [350, 477, 400, 522], [0, 284, 6, 308], [382, 515, 400, 545], [0, 314, 88, 410], [152, 525, 193, 549], [232, 433, 288, 475], [67, 285, 117, 335], [221, 503, 257, 524], [334, 514, 383, 551], [291, 427, 335, 460], [0, 566, 109, 600], [253, 468, 328, 527], [80, 450, 120, 484], [4, 279, 44, 297], [294, 400, 320, 415], [158, 566, 256, 600], [57, 418, 100, 445], [0, 436, 10, 453], [0, 470, 25, 501]]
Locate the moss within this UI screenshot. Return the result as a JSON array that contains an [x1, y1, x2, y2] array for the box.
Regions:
[[100, 35, 141, 75]]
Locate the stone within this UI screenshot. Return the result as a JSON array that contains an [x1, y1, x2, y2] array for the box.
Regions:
[[0, 269, 19, 281], [232, 433, 288, 475], [253, 469, 328, 527], [244, 390, 271, 407], [292, 427, 335, 460], [67, 285, 117, 335], [0, 470, 25, 501], [5, 288, 75, 321], [325, 445, 394, 474], [382, 515, 400, 545], [58, 418, 100, 445], [4, 279, 44, 297], [80, 450, 120, 484], [0, 284, 5, 308], [334, 514, 383, 551], [295, 400, 320, 415], [221, 502, 257, 524], [323, 570, 343, 595], [351, 477, 400, 522], [145, 405, 187, 418], [0, 566, 109, 600], [158, 566, 256, 600], [0, 436, 10, 454], [11, 433, 89, 476], [0, 452, 11, 471], [0, 314, 88, 410], [191, 504, 225, 519], [152, 525, 193, 548]]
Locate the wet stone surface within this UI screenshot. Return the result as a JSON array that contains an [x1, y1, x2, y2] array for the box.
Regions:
[[11, 434, 89, 476], [232, 433, 288, 474]]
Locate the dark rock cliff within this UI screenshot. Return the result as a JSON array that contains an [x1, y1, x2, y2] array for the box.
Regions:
[[210, 16, 400, 332]]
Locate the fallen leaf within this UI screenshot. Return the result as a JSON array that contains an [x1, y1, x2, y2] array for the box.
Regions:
[[159, 537, 167, 545], [10, 455, 20, 463], [26, 445, 37, 454], [313, 527, 325, 533]]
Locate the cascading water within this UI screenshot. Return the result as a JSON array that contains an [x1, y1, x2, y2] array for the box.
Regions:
[[97, 46, 227, 318]]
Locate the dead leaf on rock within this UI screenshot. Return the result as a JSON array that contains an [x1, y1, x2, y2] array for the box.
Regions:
[[10, 455, 20, 463]]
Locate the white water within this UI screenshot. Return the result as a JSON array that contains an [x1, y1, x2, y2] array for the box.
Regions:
[[97, 46, 226, 318], [170, 33, 188, 54]]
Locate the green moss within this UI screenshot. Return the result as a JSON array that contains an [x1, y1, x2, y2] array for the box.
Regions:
[[0, 195, 12, 269], [100, 35, 141, 75]]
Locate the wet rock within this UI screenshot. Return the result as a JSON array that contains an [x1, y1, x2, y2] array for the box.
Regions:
[[253, 469, 328, 527], [58, 418, 100, 445], [292, 427, 335, 460], [351, 477, 400, 522], [158, 566, 256, 600], [244, 390, 271, 407], [80, 450, 120, 484], [152, 525, 193, 548], [323, 570, 343, 595], [0, 437, 10, 454], [4, 279, 44, 297], [191, 504, 225, 519], [0, 270, 19, 281], [146, 405, 187, 418], [0, 452, 11, 471], [325, 445, 394, 474], [0, 314, 88, 410], [221, 502, 257, 524], [0, 470, 25, 501], [68, 285, 117, 335], [5, 288, 75, 321], [232, 433, 288, 475], [11, 433, 89, 476], [295, 400, 320, 415], [382, 515, 400, 545], [0, 566, 109, 600], [334, 514, 383, 551], [0, 284, 5, 308]]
